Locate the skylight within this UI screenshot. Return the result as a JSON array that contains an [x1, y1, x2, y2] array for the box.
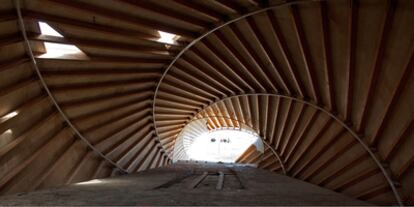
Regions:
[[157, 31, 178, 44], [38, 22, 63, 37], [37, 22, 87, 59], [186, 129, 262, 163], [38, 42, 86, 59], [0, 111, 18, 123]]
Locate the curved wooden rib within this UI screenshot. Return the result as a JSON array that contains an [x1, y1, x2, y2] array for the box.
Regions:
[[0, 0, 412, 205], [13, 0, 127, 173], [151, 1, 414, 205], [199, 94, 403, 205], [152, 0, 323, 160]]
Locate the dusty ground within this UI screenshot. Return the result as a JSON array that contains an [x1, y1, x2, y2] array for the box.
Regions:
[[0, 162, 369, 206]]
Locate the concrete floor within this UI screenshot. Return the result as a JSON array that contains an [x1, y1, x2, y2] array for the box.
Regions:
[[0, 163, 369, 206]]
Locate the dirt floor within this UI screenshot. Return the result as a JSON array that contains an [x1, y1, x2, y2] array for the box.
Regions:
[[0, 162, 369, 206]]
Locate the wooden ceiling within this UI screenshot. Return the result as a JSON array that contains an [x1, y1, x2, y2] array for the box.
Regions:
[[0, 0, 413, 205]]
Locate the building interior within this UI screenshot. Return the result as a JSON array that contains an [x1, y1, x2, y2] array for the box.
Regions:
[[0, 0, 413, 205]]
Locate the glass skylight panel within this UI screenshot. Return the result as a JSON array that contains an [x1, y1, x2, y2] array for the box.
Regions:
[[37, 22, 87, 59], [38, 42, 85, 59], [157, 31, 178, 44], [39, 22, 63, 37], [0, 111, 18, 123]]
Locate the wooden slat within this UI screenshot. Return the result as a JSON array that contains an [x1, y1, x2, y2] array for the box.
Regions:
[[172, 0, 225, 20], [320, 1, 335, 111], [0, 33, 22, 47], [290, 5, 319, 103], [120, 0, 212, 28], [267, 10, 305, 97], [0, 10, 16, 22], [47, 0, 197, 38], [356, 0, 396, 132], [22, 10, 156, 39], [29, 34, 180, 54], [344, 0, 357, 122]]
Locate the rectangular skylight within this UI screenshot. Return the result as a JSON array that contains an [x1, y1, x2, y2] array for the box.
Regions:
[[37, 22, 87, 59], [0, 111, 18, 123], [157, 31, 178, 44], [38, 42, 86, 59], [39, 22, 63, 37]]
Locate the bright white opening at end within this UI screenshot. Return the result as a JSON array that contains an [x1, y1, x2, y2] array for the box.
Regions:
[[187, 129, 260, 163], [38, 22, 63, 37], [157, 31, 177, 44]]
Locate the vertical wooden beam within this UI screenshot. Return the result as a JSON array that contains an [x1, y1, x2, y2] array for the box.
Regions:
[[344, 0, 357, 122], [302, 139, 357, 181], [246, 17, 291, 94], [230, 23, 278, 92], [214, 30, 267, 92], [290, 5, 320, 103], [280, 103, 305, 158], [357, 0, 396, 132], [384, 118, 414, 161], [267, 10, 305, 97], [288, 119, 333, 174], [369, 48, 414, 146], [293, 128, 346, 178], [284, 110, 318, 162], [275, 99, 293, 150], [320, 1, 335, 111], [269, 98, 280, 145]]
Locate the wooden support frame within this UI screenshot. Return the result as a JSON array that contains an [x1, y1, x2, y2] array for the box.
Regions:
[[14, 0, 128, 173], [180, 93, 403, 205], [152, 0, 323, 161]]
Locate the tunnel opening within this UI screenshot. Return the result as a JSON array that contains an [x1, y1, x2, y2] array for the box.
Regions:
[[172, 118, 264, 164], [187, 128, 262, 163]]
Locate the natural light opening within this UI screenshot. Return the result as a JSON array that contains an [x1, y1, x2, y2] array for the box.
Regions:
[[38, 42, 86, 59], [157, 31, 178, 44], [38, 21, 63, 37], [186, 129, 262, 163], [0, 111, 18, 123], [37, 22, 87, 59]]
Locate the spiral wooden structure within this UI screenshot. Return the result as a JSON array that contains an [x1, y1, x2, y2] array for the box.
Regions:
[[0, 0, 413, 205]]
